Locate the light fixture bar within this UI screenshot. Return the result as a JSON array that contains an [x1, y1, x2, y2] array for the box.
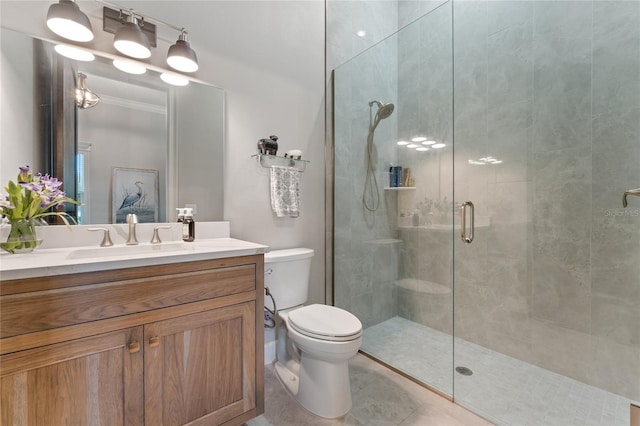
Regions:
[[102, 6, 156, 47], [98, 0, 184, 32]]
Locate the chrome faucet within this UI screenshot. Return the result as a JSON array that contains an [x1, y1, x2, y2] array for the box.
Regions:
[[126, 213, 139, 245]]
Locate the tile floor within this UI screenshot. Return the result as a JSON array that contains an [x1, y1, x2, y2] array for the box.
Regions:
[[362, 317, 639, 426], [247, 353, 492, 426]]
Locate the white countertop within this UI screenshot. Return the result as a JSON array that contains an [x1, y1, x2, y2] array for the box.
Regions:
[[0, 221, 268, 280], [0, 238, 268, 280]]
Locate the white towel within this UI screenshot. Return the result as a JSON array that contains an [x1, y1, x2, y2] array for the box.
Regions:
[[270, 165, 300, 218]]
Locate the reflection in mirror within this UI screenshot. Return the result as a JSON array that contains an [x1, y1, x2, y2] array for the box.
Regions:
[[0, 27, 224, 225]]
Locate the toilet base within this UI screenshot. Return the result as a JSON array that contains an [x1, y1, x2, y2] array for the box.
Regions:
[[274, 354, 353, 419]]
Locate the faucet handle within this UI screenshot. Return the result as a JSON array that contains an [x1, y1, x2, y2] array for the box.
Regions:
[[151, 225, 172, 244], [88, 228, 114, 247]]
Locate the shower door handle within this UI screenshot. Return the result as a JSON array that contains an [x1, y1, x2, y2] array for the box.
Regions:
[[460, 201, 474, 244]]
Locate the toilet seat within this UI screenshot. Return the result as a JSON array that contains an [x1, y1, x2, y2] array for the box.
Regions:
[[288, 304, 362, 342]]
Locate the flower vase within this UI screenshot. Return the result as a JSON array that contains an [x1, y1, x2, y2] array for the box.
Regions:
[[1, 219, 42, 254]]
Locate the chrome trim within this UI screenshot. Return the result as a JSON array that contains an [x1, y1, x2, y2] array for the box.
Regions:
[[460, 201, 474, 244], [623, 188, 640, 208]]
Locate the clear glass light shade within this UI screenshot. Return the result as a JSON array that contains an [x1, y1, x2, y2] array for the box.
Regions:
[[47, 0, 94, 42], [54, 44, 95, 61], [167, 39, 199, 72], [75, 73, 100, 109], [160, 73, 189, 86], [112, 59, 146, 75], [114, 22, 151, 59]]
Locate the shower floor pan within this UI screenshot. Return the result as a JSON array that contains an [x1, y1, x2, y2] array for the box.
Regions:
[[362, 317, 637, 426]]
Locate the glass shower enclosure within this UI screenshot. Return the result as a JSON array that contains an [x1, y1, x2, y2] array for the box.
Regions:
[[333, 1, 640, 424]]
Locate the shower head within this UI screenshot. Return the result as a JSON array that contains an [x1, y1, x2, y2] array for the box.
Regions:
[[377, 103, 395, 120], [369, 100, 395, 121], [368, 100, 395, 133]]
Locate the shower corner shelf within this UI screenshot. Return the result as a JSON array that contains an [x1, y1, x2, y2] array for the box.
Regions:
[[251, 153, 309, 172], [384, 187, 416, 191]]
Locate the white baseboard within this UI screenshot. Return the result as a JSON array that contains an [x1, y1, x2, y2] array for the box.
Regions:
[[264, 340, 277, 365]]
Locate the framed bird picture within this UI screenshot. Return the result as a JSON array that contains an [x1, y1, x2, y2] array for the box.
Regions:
[[111, 167, 159, 224]]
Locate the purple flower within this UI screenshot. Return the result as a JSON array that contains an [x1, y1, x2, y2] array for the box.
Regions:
[[18, 165, 30, 183]]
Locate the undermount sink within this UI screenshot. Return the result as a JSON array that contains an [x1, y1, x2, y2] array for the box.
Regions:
[[67, 242, 189, 259]]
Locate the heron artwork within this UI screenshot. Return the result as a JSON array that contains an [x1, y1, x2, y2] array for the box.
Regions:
[[119, 181, 144, 211]]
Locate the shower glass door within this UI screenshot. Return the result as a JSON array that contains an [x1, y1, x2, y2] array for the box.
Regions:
[[333, 1, 639, 424], [333, 1, 455, 399], [452, 1, 640, 425]]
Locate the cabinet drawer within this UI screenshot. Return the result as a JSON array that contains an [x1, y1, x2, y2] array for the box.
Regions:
[[1, 263, 256, 338]]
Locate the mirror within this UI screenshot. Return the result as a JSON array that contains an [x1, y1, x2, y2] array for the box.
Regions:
[[0, 27, 224, 224]]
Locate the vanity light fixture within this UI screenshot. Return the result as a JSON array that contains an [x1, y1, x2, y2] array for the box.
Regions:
[[416, 147, 429, 152], [112, 59, 146, 75], [75, 73, 100, 109], [432, 143, 446, 149], [397, 140, 410, 146], [411, 136, 427, 143], [167, 30, 199, 73], [46, 0, 94, 42], [422, 139, 436, 145], [113, 11, 151, 59], [54, 44, 95, 61], [160, 72, 189, 86]]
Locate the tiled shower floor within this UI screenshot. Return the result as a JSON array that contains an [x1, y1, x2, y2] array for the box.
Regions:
[[363, 317, 638, 426]]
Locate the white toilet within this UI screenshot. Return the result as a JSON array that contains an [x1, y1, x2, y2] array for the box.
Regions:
[[264, 248, 362, 418]]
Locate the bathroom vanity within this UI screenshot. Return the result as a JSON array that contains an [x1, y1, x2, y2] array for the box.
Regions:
[[0, 237, 266, 426]]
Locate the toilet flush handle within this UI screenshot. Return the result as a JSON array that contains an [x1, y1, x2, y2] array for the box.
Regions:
[[265, 268, 273, 275]]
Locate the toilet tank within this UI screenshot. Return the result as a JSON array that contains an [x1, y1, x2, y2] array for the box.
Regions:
[[264, 248, 314, 311]]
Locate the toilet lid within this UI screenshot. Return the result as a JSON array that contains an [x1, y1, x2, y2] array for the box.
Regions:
[[288, 304, 362, 342]]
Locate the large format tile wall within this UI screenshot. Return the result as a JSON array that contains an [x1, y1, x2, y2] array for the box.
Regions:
[[333, 31, 400, 328], [399, 1, 639, 401], [330, 0, 450, 330]]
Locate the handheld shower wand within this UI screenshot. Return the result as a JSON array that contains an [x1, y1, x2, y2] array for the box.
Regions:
[[363, 100, 394, 212]]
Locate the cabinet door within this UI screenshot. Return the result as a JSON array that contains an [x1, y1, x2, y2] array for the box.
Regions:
[[1, 326, 144, 426], [145, 302, 256, 426]]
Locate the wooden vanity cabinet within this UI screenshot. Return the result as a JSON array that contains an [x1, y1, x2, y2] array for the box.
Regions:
[[0, 255, 264, 426]]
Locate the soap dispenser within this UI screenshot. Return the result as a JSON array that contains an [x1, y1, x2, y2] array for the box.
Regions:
[[182, 207, 195, 242], [176, 208, 185, 222]]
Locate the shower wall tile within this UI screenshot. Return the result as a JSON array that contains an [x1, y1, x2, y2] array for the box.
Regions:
[[487, 18, 533, 110], [487, 0, 531, 35], [398, 0, 448, 29], [531, 149, 592, 333], [531, 320, 593, 386], [486, 100, 532, 184], [591, 294, 640, 349], [532, 2, 592, 153], [592, 1, 640, 114], [592, 335, 640, 402], [326, 0, 399, 71]]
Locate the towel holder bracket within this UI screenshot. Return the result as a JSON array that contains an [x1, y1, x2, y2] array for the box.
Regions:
[[251, 153, 308, 172]]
